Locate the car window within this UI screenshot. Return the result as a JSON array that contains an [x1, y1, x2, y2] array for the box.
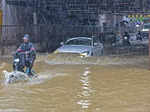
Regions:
[[65, 39, 91, 46]]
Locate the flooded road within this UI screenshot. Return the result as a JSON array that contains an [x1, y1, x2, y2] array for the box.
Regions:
[[0, 54, 150, 112]]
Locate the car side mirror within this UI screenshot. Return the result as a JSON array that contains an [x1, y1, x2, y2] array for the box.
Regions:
[[60, 42, 64, 45]]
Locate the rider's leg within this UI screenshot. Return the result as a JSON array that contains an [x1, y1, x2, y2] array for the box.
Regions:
[[19, 55, 25, 72], [26, 58, 35, 76], [19, 65, 24, 72]]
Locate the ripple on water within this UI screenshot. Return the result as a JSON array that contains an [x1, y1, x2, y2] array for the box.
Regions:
[[46, 54, 149, 67]]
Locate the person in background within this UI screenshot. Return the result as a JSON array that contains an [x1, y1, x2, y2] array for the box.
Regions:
[[123, 32, 130, 46], [136, 31, 142, 41]]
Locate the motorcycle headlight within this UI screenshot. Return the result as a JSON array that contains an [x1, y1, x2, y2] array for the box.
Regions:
[[80, 51, 90, 57], [14, 58, 19, 62]]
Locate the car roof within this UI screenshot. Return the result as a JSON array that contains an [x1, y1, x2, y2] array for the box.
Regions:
[[66, 37, 92, 42]]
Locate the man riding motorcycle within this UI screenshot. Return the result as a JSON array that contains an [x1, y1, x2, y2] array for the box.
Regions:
[[13, 34, 36, 76]]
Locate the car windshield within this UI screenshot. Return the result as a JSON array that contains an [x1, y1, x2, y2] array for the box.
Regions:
[[65, 38, 92, 46]]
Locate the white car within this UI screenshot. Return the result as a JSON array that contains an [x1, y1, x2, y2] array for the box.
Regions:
[[54, 37, 104, 57]]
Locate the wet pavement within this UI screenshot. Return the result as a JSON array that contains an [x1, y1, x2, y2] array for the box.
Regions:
[[0, 54, 150, 112]]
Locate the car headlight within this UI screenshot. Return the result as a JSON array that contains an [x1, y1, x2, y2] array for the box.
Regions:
[[80, 51, 90, 57], [54, 50, 59, 54]]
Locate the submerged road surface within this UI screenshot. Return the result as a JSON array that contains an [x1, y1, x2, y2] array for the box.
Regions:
[[0, 54, 150, 112]]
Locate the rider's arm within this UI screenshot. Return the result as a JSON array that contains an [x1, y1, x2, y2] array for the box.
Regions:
[[14, 44, 24, 58], [28, 43, 36, 59], [16, 44, 24, 53]]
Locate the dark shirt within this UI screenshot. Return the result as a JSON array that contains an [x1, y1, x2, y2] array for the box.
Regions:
[[16, 42, 36, 57]]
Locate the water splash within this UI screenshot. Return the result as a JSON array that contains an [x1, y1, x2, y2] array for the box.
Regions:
[[27, 71, 68, 85]]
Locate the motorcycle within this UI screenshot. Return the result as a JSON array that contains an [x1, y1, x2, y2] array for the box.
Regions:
[[13, 52, 36, 77]]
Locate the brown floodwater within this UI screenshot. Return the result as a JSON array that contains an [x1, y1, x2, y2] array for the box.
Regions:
[[0, 54, 150, 112]]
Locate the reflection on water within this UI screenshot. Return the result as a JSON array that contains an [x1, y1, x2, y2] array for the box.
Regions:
[[0, 54, 150, 112], [77, 67, 92, 109]]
